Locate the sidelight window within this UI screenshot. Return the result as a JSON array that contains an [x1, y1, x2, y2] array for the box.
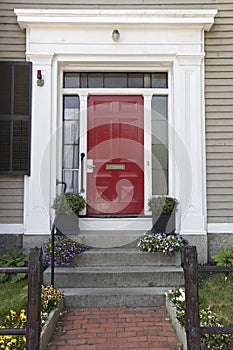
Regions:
[[63, 95, 80, 192], [151, 95, 168, 195]]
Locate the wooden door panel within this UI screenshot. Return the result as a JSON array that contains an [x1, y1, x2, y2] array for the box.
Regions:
[[87, 95, 144, 215]]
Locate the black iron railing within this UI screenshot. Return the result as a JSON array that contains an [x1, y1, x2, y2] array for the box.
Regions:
[[182, 245, 233, 349], [0, 247, 42, 350], [50, 179, 67, 286]]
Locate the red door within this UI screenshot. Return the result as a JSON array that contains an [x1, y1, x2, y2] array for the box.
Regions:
[[87, 95, 144, 215]]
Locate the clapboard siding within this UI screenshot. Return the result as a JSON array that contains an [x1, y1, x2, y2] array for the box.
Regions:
[[204, 4, 233, 223], [1, 0, 233, 224], [0, 176, 24, 224]]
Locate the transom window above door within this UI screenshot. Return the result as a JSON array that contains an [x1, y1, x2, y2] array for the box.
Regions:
[[63, 72, 168, 89]]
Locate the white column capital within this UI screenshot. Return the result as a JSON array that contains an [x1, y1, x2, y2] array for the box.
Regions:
[[26, 53, 54, 66], [176, 53, 204, 66]]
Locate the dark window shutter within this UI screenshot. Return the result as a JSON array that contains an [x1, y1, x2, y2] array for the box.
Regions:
[[0, 61, 32, 175]]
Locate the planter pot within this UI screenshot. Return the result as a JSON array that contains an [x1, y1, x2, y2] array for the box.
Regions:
[[165, 295, 187, 350], [152, 213, 175, 234], [54, 213, 79, 235], [40, 299, 64, 350]]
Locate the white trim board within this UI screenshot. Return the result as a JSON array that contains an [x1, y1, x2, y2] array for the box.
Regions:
[[15, 9, 217, 31], [0, 224, 24, 234], [208, 223, 233, 234]]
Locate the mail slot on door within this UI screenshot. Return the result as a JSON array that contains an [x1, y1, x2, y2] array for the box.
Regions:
[[106, 164, 125, 170]]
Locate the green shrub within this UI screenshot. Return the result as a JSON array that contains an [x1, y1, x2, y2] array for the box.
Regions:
[[0, 249, 28, 283], [212, 247, 233, 266]]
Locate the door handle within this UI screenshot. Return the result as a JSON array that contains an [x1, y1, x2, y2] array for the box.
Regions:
[[80, 153, 85, 193]]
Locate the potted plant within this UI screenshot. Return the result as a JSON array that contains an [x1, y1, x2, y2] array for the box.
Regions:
[[148, 195, 178, 234], [52, 192, 86, 235]]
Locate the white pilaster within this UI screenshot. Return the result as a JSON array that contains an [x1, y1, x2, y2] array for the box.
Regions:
[[174, 55, 206, 235], [24, 54, 54, 234]]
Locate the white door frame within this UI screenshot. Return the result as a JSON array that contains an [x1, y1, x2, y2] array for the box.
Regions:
[[60, 85, 171, 218]]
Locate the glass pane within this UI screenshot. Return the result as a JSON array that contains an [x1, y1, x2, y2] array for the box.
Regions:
[[128, 73, 144, 88], [151, 73, 168, 88], [80, 73, 88, 88], [63, 169, 79, 193], [63, 145, 79, 169], [104, 73, 127, 88], [63, 96, 80, 120], [152, 144, 168, 170], [144, 74, 151, 88], [152, 170, 168, 195], [151, 95, 168, 195], [64, 120, 79, 145], [64, 73, 80, 88], [88, 73, 104, 88], [152, 95, 168, 120]]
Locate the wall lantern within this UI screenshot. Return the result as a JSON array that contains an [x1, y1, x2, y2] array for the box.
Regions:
[[112, 29, 120, 42], [37, 70, 44, 87]]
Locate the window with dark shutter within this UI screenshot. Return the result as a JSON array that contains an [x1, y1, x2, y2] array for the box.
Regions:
[[0, 62, 32, 175]]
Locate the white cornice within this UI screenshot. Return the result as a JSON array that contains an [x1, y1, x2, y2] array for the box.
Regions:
[[14, 9, 217, 31]]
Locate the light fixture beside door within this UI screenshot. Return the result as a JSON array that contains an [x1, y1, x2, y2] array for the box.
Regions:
[[112, 29, 120, 41]]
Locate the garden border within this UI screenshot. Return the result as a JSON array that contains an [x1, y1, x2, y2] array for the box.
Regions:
[[165, 294, 187, 350], [40, 299, 64, 350]]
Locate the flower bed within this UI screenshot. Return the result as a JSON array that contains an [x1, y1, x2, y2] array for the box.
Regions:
[[138, 232, 185, 255], [166, 288, 232, 350], [43, 235, 87, 267], [0, 285, 64, 350], [40, 298, 64, 350], [166, 294, 187, 350]]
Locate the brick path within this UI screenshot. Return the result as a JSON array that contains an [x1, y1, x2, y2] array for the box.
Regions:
[[48, 307, 180, 350]]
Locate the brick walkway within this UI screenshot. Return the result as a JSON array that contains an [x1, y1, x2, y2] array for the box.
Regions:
[[48, 307, 179, 350]]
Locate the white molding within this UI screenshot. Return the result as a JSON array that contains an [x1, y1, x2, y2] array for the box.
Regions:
[[80, 217, 151, 231], [0, 224, 24, 234], [208, 223, 233, 234], [15, 9, 217, 31]]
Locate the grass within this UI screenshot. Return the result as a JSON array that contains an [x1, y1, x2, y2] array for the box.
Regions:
[[199, 273, 233, 327], [0, 279, 28, 322]]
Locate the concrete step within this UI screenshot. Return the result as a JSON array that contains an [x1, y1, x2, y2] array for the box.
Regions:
[[76, 248, 181, 267], [63, 287, 170, 308], [79, 230, 145, 248], [44, 265, 184, 288]]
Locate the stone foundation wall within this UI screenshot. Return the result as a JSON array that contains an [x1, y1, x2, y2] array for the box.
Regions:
[[208, 233, 233, 261], [0, 234, 23, 252]]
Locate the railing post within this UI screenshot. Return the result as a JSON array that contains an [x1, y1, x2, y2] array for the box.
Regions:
[[51, 224, 55, 287], [183, 245, 201, 350], [26, 247, 42, 350]]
